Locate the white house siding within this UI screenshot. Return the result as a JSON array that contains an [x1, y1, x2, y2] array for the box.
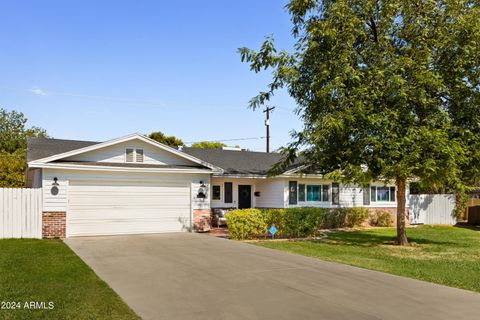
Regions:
[[254, 178, 286, 208], [62, 140, 194, 166], [41, 168, 210, 212]]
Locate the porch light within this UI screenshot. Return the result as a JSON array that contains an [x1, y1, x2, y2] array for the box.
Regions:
[[51, 177, 59, 196], [197, 181, 206, 198]]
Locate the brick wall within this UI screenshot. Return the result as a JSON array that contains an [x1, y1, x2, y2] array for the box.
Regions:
[[193, 209, 211, 232], [42, 212, 66, 239]]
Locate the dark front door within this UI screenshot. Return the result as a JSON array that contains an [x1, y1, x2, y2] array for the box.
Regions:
[[238, 185, 252, 209]]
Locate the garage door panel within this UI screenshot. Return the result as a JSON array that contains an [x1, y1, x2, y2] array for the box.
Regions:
[[68, 180, 191, 237]]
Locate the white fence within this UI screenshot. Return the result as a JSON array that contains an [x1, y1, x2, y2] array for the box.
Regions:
[[0, 188, 42, 239], [408, 194, 456, 225]]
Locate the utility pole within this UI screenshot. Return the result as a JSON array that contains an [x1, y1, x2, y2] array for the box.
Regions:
[[263, 106, 275, 153]]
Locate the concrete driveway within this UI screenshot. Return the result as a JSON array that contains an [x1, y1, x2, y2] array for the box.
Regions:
[[66, 233, 479, 320]]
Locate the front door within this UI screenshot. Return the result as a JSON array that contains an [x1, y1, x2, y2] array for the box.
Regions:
[[238, 185, 252, 209]]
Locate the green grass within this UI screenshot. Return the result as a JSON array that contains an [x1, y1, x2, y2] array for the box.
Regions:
[[254, 225, 480, 293], [0, 239, 139, 320]]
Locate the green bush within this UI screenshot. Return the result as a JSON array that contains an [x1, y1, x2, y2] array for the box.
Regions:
[[225, 206, 373, 240], [225, 209, 266, 240], [282, 207, 326, 238], [324, 209, 347, 228], [344, 207, 370, 227], [369, 210, 394, 227]]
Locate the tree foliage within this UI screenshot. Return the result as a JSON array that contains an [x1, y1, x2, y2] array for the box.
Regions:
[[240, 0, 480, 245], [190, 141, 227, 149], [148, 131, 184, 147], [0, 108, 48, 187]]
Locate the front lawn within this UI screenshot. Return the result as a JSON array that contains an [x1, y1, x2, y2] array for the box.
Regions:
[[255, 225, 480, 292], [0, 239, 139, 320]]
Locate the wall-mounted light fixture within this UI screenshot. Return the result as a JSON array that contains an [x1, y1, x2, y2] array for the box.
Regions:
[[51, 177, 59, 196], [254, 191, 261, 197], [197, 181, 206, 198]]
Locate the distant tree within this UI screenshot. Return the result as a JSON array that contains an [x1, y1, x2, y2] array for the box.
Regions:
[[0, 108, 48, 187], [190, 141, 227, 149], [148, 131, 184, 147], [240, 0, 480, 245]]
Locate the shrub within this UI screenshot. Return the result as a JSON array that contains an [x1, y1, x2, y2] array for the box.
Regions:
[[344, 208, 370, 227], [225, 209, 266, 240], [324, 209, 347, 229], [282, 207, 326, 238], [370, 210, 393, 227]]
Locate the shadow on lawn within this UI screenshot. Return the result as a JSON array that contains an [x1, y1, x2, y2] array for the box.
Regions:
[[316, 230, 457, 247], [454, 223, 480, 232]]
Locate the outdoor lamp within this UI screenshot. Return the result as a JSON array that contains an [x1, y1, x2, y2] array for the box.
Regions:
[[51, 177, 59, 196], [197, 181, 206, 198]]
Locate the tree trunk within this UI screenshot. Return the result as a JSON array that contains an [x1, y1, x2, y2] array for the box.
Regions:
[[396, 176, 409, 246]]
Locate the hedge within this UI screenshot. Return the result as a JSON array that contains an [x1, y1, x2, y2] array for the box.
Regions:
[[225, 207, 373, 240]]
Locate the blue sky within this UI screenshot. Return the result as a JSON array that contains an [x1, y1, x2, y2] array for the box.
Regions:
[[0, 0, 301, 151]]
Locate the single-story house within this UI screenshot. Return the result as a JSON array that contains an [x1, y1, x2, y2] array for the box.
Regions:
[[26, 133, 403, 238]]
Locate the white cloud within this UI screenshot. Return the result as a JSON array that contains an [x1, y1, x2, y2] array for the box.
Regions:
[[30, 86, 47, 96]]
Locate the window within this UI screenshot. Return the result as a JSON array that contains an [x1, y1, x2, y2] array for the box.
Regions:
[[126, 148, 143, 163], [298, 184, 306, 202], [370, 186, 396, 202], [212, 185, 221, 200], [332, 183, 339, 205], [224, 182, 233, 203], [307, 185, 321, 201], [306, 184, 330, 202], [289, 181, 298, 205]]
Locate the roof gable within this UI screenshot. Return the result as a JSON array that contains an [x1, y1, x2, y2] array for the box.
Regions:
[[28, 134, 222, 172]]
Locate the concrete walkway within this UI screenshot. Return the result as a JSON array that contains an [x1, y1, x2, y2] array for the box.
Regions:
[[66, 233, 479, 320]]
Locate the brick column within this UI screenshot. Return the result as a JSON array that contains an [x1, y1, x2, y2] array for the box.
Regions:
[[42, 212, 66, 239], [193, 209, 212, 232]]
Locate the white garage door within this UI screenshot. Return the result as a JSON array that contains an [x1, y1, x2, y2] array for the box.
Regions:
[[67, 180, 191, 237]]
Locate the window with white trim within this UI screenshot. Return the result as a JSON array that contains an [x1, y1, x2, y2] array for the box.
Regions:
[[212, 185, 221, 200], [370, 186, 396, 202], [306, 184, 329, 202], [125, 148, 144, 163]]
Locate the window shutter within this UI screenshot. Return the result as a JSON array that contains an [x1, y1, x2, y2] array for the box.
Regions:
[[289, 181, 298, 205], [224, 182, 233, 203], [126, 148, 134, 162], [136, 149, 144, 162], [363, 185, 371, 205], [390, 186, 396, 202], [332, 183, 339, 205]]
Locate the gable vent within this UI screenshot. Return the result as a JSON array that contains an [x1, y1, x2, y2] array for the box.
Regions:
[[126, 148, 134, 162], [136, 149, 144, 162]]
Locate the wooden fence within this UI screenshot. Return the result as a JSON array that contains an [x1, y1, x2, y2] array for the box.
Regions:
[[408, 194, 456, 225], [0, 188, 42, 239]]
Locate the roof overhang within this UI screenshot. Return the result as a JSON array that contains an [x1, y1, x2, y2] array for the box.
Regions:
[[28, 133, 223, 174], [29, 162, 215, 174]]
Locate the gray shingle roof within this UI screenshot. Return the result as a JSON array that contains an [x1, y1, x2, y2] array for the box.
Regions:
[[27, 138, 100, 162], [182, 147, 285, 175], [27, 138, 291, 175]]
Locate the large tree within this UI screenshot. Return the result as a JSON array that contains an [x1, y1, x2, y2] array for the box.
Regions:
[[190, 141, 227, 149], [240, 0, 480, 245], [148, 131, 184, 147], [0, 108, 48, 187]]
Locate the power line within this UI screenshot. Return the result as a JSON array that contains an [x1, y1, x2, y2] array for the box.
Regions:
[[185, 136, 266, 144]]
